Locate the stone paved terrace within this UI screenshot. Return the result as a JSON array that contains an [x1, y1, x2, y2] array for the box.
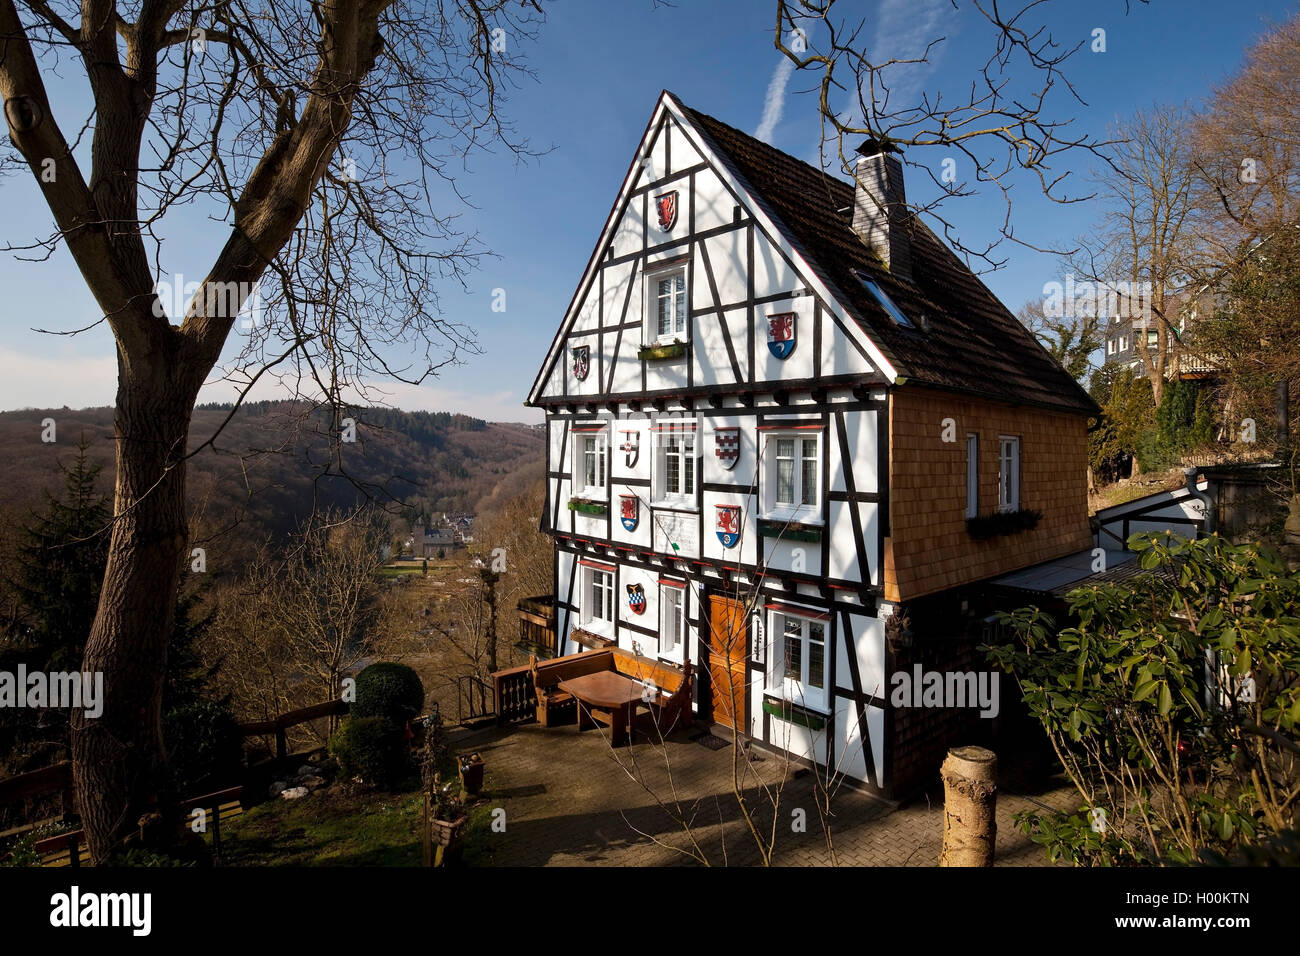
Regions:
[[450, 720, 1078, 866]]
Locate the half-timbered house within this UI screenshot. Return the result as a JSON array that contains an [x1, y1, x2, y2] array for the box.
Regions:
[[525, 92, 1099, 798]]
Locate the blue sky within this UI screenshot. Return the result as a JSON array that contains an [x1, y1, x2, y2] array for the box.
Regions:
[[1, 0, 1295, 423]]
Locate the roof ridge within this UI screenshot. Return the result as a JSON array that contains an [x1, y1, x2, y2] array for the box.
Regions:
[[677, 101, 856, 195]]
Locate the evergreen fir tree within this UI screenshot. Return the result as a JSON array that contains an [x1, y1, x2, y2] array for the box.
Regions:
[[9, 437, 109, 673]]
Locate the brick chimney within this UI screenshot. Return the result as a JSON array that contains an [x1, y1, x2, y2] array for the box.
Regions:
[[852, 138, 912, 280]]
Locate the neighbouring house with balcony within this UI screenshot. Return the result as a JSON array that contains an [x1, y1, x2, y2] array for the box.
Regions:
[[520, 91, 1101, 798], [1102, 291, 1219, 380]]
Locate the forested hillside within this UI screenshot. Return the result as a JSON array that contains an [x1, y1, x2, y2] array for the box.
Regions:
[[0, 401, 544, 565]]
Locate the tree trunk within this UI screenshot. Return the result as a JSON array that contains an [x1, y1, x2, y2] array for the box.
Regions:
[[71, 366, 194, 863], [939, 745, 997, 867]]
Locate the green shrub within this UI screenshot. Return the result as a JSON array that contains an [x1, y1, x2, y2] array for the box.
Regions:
[[1134, 427, 1170, 473], [353, 662, 425, 723], [105, 848, 197, 867], [330, 716, 408, 789], [0, 834, 40, 867], [163, 700, 244, 794]]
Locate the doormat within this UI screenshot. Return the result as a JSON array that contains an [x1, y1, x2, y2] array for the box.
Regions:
[[690, 732, 730, 751]]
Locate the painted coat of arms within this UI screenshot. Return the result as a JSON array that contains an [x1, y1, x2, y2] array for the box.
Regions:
[[619, 429, 640, 468], [716, 505, 741, 548], [714, 428, 740, 470], [619, 494, 639, 532], [655, 190, 678, 231], [767, 312, 796, 359], [571, 345, 590, 380], [626, 583, 647, 614]]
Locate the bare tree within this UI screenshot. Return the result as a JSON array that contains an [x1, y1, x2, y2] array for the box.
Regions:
[[1016, 295, 1102, 386], [206, 507, 392, 742], [0, 0, 541, 859], [772, 0, 1148, 267], [1070, 106, 1199, 406], [1188, 12, 1300, 259]]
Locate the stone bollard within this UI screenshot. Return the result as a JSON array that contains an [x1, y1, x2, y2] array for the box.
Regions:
[[939, 746, 997, 867]]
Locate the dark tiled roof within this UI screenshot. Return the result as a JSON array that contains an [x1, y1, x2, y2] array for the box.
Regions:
[[676, 97, 1099, 416]]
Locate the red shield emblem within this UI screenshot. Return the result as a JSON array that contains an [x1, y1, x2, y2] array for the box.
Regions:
[[619, 494, 639, 532], [655, 191, 678, 231], [716, 505, 741, 548], [767, 313, 796, 359]]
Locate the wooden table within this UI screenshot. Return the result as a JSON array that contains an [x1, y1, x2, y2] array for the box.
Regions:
[[558, 671, 648, 747]]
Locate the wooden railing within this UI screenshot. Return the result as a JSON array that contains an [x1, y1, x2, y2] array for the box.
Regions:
[[0, 761, 75, 828], [457, 675, 496, 725], [31, 785, 244, 867], [493, 664, 536, 725], [239, 698, 350, 762], [517, 594, 556, 658], [1, 697, 352, 865]]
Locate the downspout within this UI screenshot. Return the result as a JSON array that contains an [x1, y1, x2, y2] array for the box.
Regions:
[[1183, 466, 1216, 535]]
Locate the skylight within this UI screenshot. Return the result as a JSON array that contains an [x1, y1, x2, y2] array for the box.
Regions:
[[856, 272, 915, 328]]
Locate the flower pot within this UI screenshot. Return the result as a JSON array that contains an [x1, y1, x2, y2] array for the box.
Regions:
[[431, 814, 468, 847], [637, 341, 687, 361]]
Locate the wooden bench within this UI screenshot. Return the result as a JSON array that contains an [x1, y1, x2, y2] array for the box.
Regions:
[[611, 648, 694, 736], [529, 649, 616, 726], [520, 646, 695, 737]]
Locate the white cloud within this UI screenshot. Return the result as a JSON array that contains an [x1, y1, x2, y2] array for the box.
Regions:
[[197, 371, 537, 424], [0, 345, 537, 423], [810, 0, 950, 167], [754, 23, 817, 144], [0, 347, 118, 410], [755, 58, 797, 143]]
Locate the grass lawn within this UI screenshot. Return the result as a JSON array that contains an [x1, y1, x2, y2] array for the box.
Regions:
[[221, 785, 424, 866], [378, 566, 425, 577], [219, 750, 497, 866]]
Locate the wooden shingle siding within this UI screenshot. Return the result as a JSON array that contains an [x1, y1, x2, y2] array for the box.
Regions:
[[884, 387, 1092, 602]]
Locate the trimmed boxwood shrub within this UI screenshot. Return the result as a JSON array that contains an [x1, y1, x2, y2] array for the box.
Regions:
[[163, 699, 245, 794], [330, 716, 408, 789], [353, 662, 425, 723]]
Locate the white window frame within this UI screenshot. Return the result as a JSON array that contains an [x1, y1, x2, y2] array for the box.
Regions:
[[767, 608, 829, 713], [582, 564, 615, 633], [572, 427, 608, 501], [761, 429, 822, 522], [653, 424, 697, 505], [965, 433, 979, 519], [1107, 338, 1116, 355], [998, 436, 1020, 513], [1119, 335, 1128, 351], [644, 263, 689, 346], [659, 582, 687, 661]]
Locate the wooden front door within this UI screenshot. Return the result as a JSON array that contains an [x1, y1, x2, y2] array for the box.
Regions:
[[706, 594, 748, 730]]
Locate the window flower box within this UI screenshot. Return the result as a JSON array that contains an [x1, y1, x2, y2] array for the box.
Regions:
[[762, 697, 826, 731], [966, 508, 1042, 541], [757, 518, 823, 542], [567, 497, 608, 516], [637, 340, 687, 361]]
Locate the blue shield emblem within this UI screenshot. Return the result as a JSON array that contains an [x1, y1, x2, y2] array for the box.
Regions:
[[626, 583, 647, 614], [716, 505, 741, 548], [767, 312, 796, 359]]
